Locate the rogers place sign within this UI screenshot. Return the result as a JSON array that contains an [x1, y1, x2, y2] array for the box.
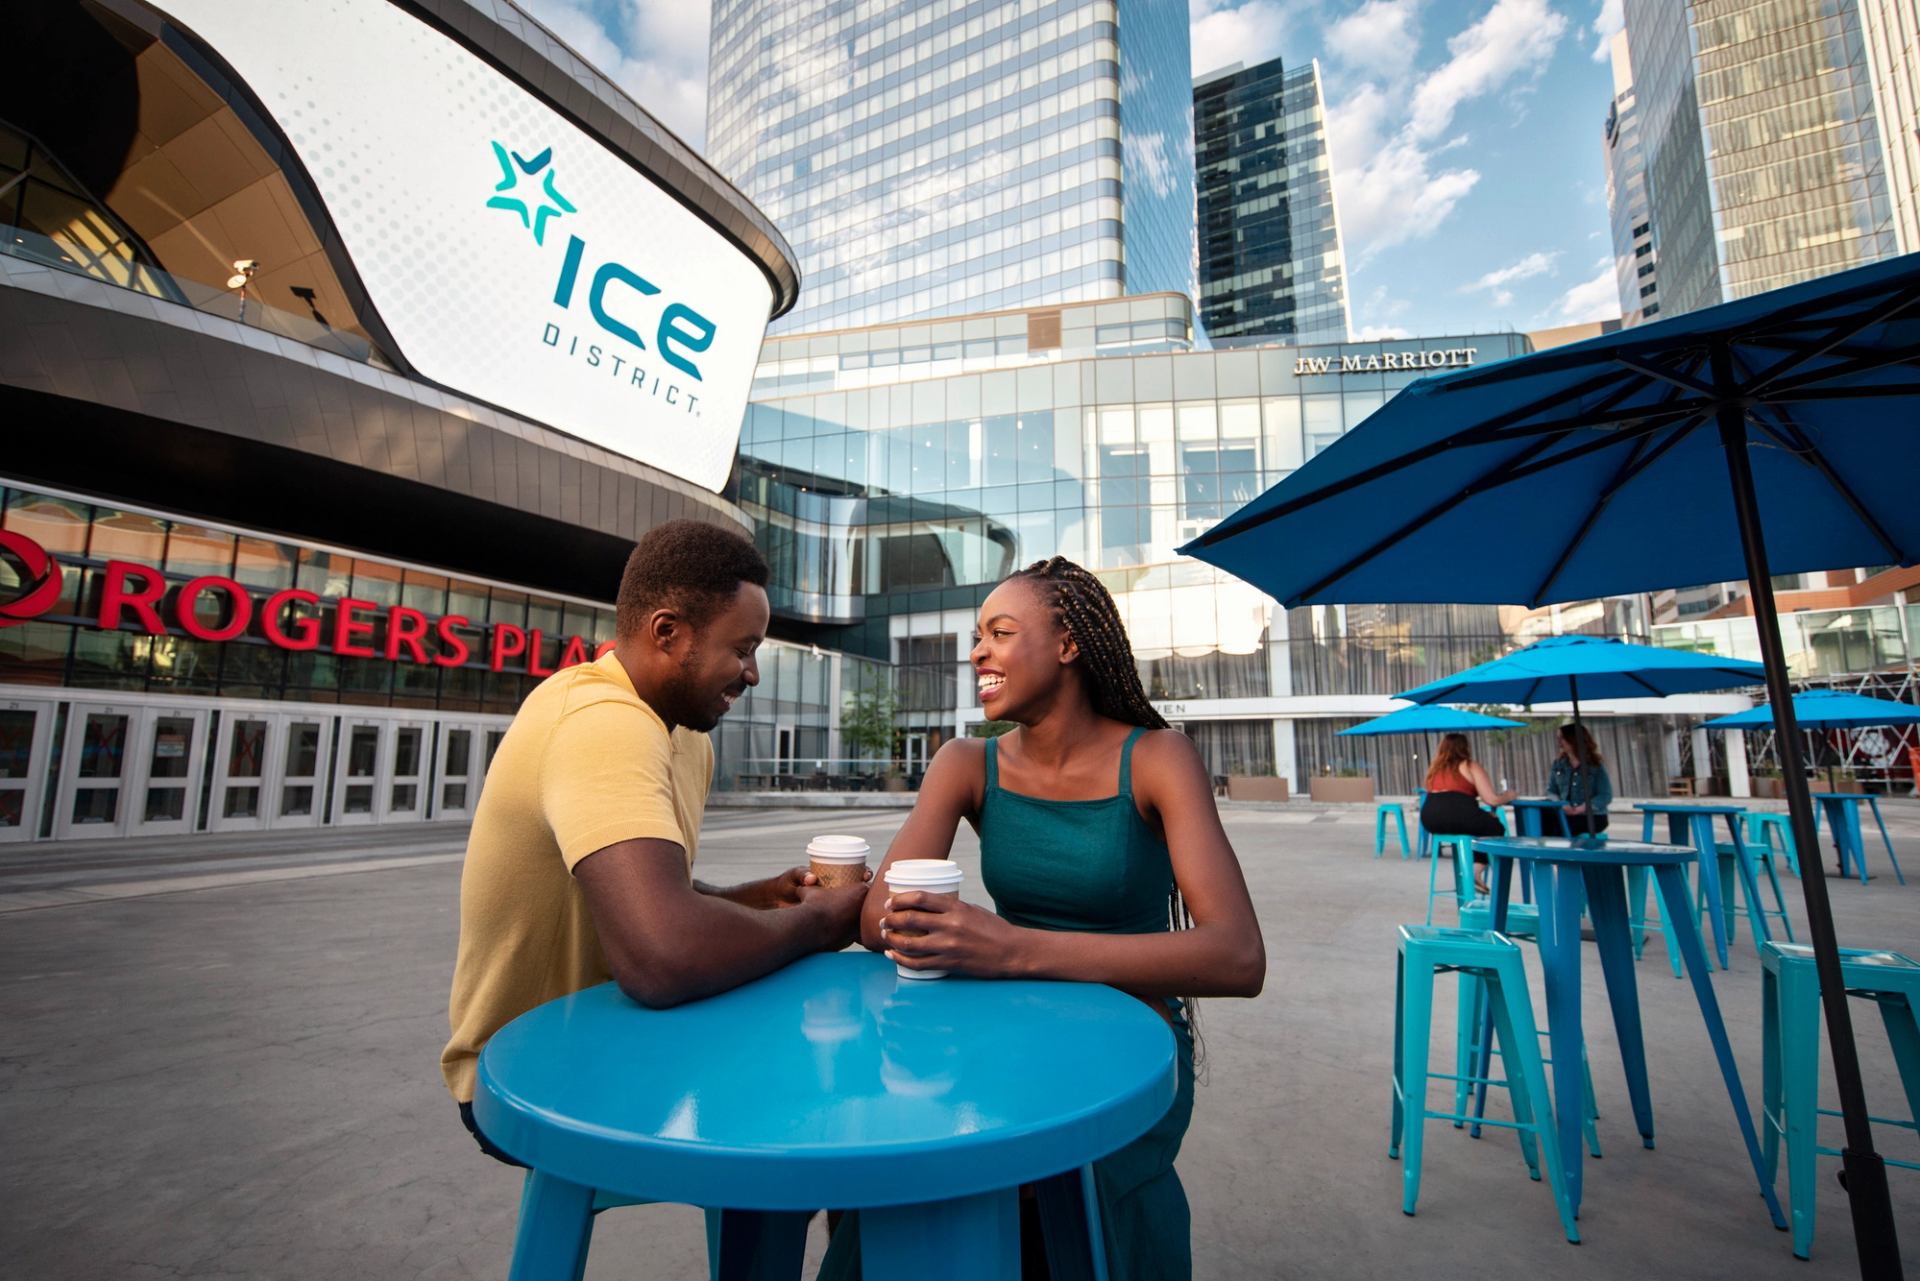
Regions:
[[1, 534, 608, 676]]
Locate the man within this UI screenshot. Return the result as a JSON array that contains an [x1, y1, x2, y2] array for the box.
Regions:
[[441, 519, 868, 1159]]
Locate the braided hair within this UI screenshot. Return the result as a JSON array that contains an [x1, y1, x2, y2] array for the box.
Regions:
[[1011, 557, 1206, 1070], [1012, 556, 1169, 731]]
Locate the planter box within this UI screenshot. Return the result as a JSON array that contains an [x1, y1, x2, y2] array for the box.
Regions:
[[1750, 777, 1786, 799], [1308, 776, 1376, 804], [1226, 775, 1289, 802]]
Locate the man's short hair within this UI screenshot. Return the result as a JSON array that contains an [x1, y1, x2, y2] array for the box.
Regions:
[[616, 519, 770, 638]]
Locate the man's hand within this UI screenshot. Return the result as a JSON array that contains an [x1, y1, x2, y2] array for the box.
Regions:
[[715, 866, 874, 910], [799, 881, 871, 952]]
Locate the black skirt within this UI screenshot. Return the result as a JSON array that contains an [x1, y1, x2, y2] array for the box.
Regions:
[[1420, 791, 1507, 838]]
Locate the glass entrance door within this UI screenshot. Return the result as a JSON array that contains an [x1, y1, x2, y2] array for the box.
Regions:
[[273, 716, 329, 829], [433, 722, 480, 820], [0, 698, 53, 843], [130, 708, 208, 836], [55, 704, 134, 839], [209, 713, 271, 832], [331, 719, 385, 826], [383, 720, 429, 822]]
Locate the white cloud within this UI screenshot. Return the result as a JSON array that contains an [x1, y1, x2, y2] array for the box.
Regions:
[[1328, 0, 1569, 262], [514, 0, 712, 148], [1408, 0, 1567, 141], [1190, 0, 1298, 77], [1590, 0, 1624, 61], [1461, 250, 1559, 307], [1545, 267, 1622, 324], [1354, 323, 1414, 340], [1326, 0, 1424, 82]]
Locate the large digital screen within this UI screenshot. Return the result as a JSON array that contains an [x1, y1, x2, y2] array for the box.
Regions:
[[151, 0, 774, 493]]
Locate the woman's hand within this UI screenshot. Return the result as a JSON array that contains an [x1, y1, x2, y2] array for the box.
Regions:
[[1564, 802, 1587, 817], [880, 892, 1028, 978]]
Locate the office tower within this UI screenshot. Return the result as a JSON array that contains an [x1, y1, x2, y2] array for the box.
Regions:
[[706, 0, 1196, 334], [1620, 0, 1900, 318], [1192, 57, 1349, 343], [1859, 0, 1920, 251], [1603, 32, 1659, 325]]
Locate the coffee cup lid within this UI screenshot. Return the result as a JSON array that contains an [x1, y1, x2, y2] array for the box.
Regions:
[[807, 834, 871, 862], [884, 858, 963, 887]]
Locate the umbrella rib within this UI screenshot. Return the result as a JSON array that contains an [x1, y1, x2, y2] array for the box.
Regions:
[[1744, 406, 1908, 563], [1767, 382, 1920, 401], [1531, 415, 1701, 605], [1285, 423, 1660, 603], [1744, 282, 1920, 391], [1614, 354, 1717, 396], [1761, 345, 1920, 396]]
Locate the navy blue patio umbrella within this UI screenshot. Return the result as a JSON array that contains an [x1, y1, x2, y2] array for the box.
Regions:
[[1181, 254, 1920, 1276]]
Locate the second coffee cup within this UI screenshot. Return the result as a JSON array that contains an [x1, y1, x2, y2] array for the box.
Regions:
[[807, 834, 871, 888], [882, 858, 965, 980]]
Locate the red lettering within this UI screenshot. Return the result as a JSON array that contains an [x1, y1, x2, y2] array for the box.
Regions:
[[333, 598, 378, 657], [594, 639, 617, 661], [433, 615, 473, 668], [98, 561, 169, 634], [260, 589, 322, 650], [176, 576, 252, 642], [489, 623, 526, 673], [527, 629, 557, 678], [385, 606, 430, 663], [558, 635, 590, 670]]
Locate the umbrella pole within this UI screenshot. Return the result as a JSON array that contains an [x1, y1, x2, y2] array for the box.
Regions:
[[1568, 676, 1587, 837], [1718, 404, 1902, 1277]]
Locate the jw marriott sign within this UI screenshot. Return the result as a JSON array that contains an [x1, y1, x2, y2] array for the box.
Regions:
[[1294, 347, 1479, 376]]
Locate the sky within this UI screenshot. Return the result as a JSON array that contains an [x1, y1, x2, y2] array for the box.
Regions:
[[513, 0, 1628, 341]]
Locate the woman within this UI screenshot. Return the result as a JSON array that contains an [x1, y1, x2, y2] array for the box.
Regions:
[[826, 557, 1265, 1281], [1419, 733, 1516, 895], [1546, 722, 1612, 836]]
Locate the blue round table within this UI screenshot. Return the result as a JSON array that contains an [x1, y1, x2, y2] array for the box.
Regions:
[[1632, 802, 1757, 968], [474, 951, 1178, 1280], [1469, 836, 1787, 1231]]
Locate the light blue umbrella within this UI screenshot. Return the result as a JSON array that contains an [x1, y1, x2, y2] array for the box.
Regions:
[[1336, 705, 1526, 735], [1700, 688, 1920, 732], [1180, 255, 1920, 1259]]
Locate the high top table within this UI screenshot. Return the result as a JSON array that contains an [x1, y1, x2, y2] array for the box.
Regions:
[[1470, 836, 1787, 1230], [1812, 792, 1906, 886], [474, 951, 1178, 1280], [1510, 798, 1572, 838], [1632, 802, 1761, 968]]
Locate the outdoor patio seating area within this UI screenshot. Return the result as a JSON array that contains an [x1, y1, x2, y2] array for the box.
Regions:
[[2, 802, 1915, 1278]]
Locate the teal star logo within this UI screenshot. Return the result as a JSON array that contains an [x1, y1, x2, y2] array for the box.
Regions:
[[486, 142, 576, 245]]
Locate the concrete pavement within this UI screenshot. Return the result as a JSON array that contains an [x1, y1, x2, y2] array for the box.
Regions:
[[2, 803, 1917, 1278]]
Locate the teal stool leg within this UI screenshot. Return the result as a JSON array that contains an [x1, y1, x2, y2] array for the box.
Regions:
[[1375, 805, 1388, 857], [861, 1190, 1018, 1281], [1779, 818, 1801, 879], [1487, 954, 1580, 1243], [1876, 994, 1920, 1152], [509, 1172, 595, 1281], [1746, 840, 1793, 943], [1866, 798, 1905, 885], [1391, 949, 1408, 1159], [1397, 950, 1435, 1214], [710, 1210, 811, 1280], [1425, 846, 1442, 925], [1778, 960, 1822, 1259], [1761, 964, 1783, 1187], [1454, 971, 1484, 1127], [1033, 1165, 1110, 1281], [1394, 806, 1411, 856], [1627, 865, 1649, 956]]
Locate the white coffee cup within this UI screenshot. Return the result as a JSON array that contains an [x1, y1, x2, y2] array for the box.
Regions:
[[883, 859, 965, 980], [807, 834, 871, 888]]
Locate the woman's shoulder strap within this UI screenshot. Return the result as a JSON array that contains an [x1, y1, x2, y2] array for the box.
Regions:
[[984, 735, 1000, 791], [1118, 725, 1146, 795]]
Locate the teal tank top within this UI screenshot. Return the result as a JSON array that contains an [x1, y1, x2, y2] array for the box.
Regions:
[[980, 727, 1175, 936]]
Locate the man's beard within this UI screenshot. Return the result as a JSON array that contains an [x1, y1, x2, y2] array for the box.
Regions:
[[668, 650, 722, 732]]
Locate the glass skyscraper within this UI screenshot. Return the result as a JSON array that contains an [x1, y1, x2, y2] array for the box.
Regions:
[[1619, 0, 1901, 317], [1603, 32, 1660, 325], [1192, 57, 1349, 343], [705, 0, 1195, 335]]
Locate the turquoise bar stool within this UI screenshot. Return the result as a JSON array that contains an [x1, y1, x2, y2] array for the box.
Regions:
[[1716, 840, 1793, 944], [1376, 803, 1412, 858], [1458, 899, 1602, 1159], [1425, 835, 1476, 925], [1389, 924, 1580, 1243], [1415, 788, 1431, 861], [1760, 943, 1920, 1261], [1745, 812, 1800, 878]]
